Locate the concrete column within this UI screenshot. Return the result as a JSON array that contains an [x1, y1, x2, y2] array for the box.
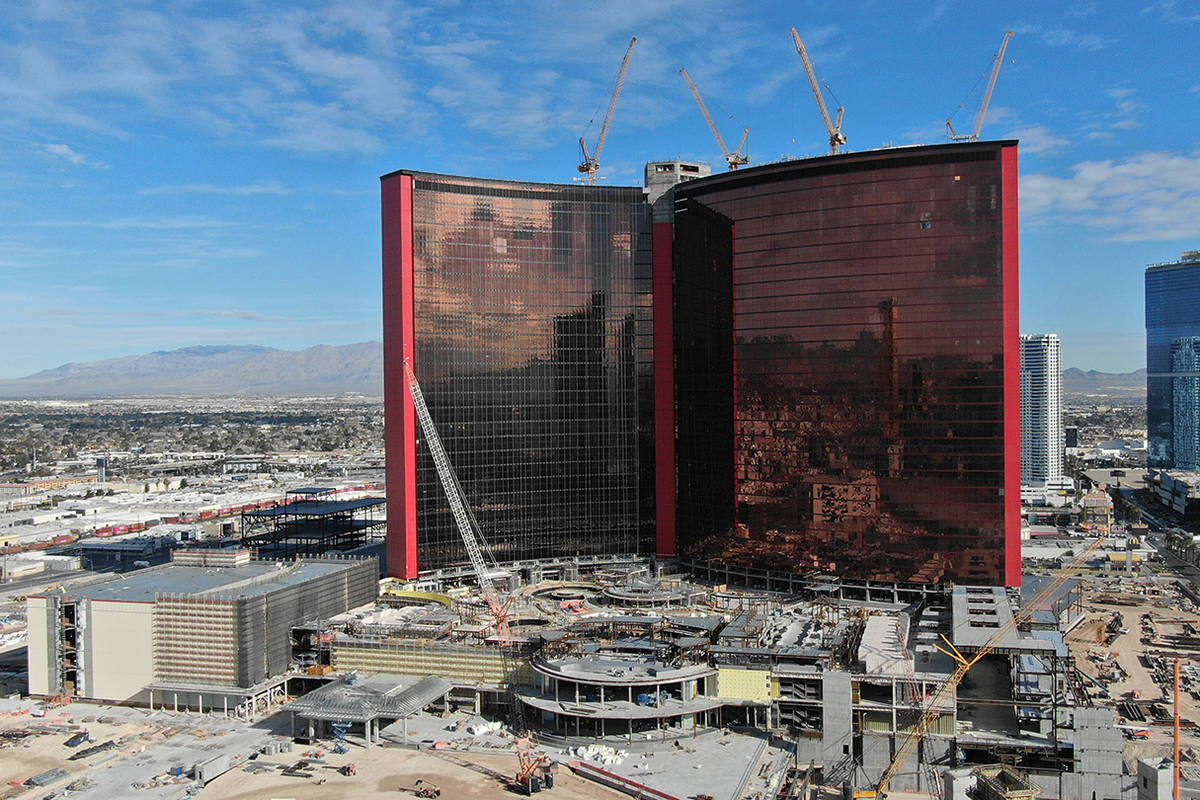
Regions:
[[224, 696, 228, 717], [173, 693, 178, 713]]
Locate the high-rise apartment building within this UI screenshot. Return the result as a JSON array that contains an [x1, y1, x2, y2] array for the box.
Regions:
[[382, 142, 1021, 586], [1019, 334, 1063, 484], [1146, 251, 1200, 468]]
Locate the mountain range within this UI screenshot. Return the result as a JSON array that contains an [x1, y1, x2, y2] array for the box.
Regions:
[[1061, 367, 1145, 398], [0, 342, 384, 398], [0, 344, 1147, 399]]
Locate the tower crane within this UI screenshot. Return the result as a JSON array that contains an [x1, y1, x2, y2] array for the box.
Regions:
[[578, 37, 637, 184], [946, 30, 1014, 142], [403, 361, 511, 640], [790, 27, 846, 155], [875, 535, 1103, 796], [679, 67, 749, 170]]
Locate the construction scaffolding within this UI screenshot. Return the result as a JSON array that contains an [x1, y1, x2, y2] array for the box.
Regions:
[[153, 558, 379, 688], [240, 488, 385, 558]]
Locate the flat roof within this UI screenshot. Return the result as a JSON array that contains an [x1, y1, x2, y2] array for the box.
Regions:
[[243, 497, 384, 517], [49, 558, 363, 603], [950, 586, 1059, 654], [675, 140, 1020, 198], [288, 674, 452, 722]]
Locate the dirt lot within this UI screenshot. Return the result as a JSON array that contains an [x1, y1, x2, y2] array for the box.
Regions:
[[202, 747, 628, 800], [0, 709, 164, 794], [1066, 580, 1200, 760], [0, 701, 628, 800]]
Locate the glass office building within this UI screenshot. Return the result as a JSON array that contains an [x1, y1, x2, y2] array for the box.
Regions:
[[382, 171, 653, 577], [1146, 252, 1200, 469], [670, 143, 1021, 586]]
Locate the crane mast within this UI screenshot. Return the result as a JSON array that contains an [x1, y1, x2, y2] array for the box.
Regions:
[[679, 67, 749, 170], [947, 30, 1014, 142], [790, 27, 846, 154], [403, 361, 510, 640], [578, 37, 637, 184], [875, 535, 1103, 795]]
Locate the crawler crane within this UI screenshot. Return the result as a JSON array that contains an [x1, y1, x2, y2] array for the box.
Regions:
[[790, 27, 846, 154], [679, 67, 749, 170], [403, 361, 511, 640], [578, 37, 637, 184], [946, 31, 1014, 142]]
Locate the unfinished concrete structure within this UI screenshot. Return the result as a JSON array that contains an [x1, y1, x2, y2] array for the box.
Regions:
[[285, 554, 1128, 793]]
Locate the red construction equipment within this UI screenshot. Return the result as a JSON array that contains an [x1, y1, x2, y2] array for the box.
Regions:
[[514, 735, 555, 794]]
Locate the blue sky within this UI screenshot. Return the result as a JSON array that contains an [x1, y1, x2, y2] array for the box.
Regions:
[[1, 0, 1197, 378]]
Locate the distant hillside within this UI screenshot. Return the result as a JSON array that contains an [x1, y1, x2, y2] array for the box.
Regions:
[[1062, 367, 1146, 399], [0, 342, 383, 397]]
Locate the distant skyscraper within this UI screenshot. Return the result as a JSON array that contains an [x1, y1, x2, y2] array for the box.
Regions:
[[1020, 334, 1062, 484], [1146, 251, 1200, 468], [1171, 337, 1200, 471]]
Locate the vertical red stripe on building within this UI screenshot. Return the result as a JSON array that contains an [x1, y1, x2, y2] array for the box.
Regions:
[[653, 221, 676, 557], [382, 173, 419, 579], [1001, 144, 1022, 587]]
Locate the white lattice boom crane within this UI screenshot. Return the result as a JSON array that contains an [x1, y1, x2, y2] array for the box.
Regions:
[[790, 27, 846, 155], [947, 30, 1014, 142], [875, 535, 1103, 796], [578, 37, 637, 185], [404, 361, 511, 640], [679, 67, 749, 170]]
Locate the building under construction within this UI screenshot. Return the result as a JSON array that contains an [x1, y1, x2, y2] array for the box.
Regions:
[[239, 487, 385, 559], [25, 549, 377, 713], [291, 553, 1126, 796]]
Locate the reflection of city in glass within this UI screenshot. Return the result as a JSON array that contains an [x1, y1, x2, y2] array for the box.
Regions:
[[1146, 252, 1200, 469], [673, 144, 1019, 585], [384, 172, 653, 572], [1171, 337, 1200, 471]]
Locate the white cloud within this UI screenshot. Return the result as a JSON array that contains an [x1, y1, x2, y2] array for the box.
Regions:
[[1013, 23, 1115, 50], [140, 181, 291, 196], [1005, 125, 1070, 154], [191, 309, 293, 323], [1141, 1, 1200, 23], [1022, 150, 1200, 241], [40, 143, 106, 168], [29, 216, 243, 230]]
